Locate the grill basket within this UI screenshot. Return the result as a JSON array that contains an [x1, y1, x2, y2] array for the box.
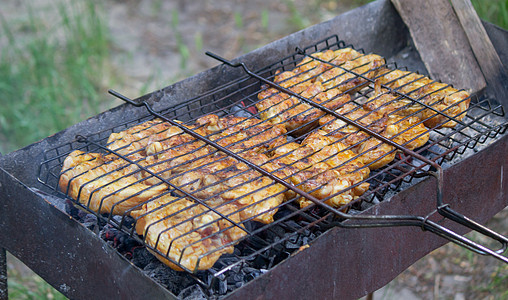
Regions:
[[37, 35, 508, 295]]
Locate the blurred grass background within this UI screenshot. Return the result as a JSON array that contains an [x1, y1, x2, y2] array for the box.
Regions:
[[0, 0, 507, 298]]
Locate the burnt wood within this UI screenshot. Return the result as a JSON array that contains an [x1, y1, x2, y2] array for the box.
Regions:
[[391, 0, 486, 92]]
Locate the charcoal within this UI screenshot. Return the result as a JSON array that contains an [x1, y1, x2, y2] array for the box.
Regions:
[[265, 225, 285, 241], [230, 105, 254, 118], [285, 240, 300, 249], [215, 278, 228, 295], [80, 213, 97, 230], [177, 285, 208, 300], [100, 224, 141, 257], [273, 206, 295, 219], [112, 215, 124, 224], [251, 255, 268, 269], [131, 247, 157, 268], [206, 273, 214, 286], [234, 281, 243, 289], [242, 267, 258, 274], [122, 215, 136, 228], [65, 200, 80, 218], [217, 254, 239, 267], [208, 269, 225, 281], [244, 271, 261, 282], [284, 220, 301, 231], [143, 261, 195, 294], [229, 273, 243, 284]]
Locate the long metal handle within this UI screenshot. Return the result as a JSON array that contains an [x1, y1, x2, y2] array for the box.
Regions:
[[438, 205, 508, 254]]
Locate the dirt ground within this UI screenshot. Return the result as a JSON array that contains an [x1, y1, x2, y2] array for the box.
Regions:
[[103, 0, 365, 95], [3, 0, 508, 299]]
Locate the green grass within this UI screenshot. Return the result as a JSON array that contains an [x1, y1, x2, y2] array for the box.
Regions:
[[8, 275, 67, 300], [0, 0, 112, 154], [171, 9, 190, 71], [472, 0, 508, 30]]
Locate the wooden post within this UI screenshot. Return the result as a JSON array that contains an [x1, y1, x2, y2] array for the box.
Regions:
[[391, 0, 487, 93], [450, 0, 508, 100]]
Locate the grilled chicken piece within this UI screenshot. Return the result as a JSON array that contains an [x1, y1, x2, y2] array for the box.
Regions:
[[318, 102, 394, 170], [256, 81, 351, 135], [271, 131, 369, 208], [256, 49, 383, 136], [107, 119, 179, 157], [59, 150, 167, 214], [128, 114, 285, 187], [131, 194, 247, 271], [292, 48, 362, 81], [195, 115, 288, 152], [319, 103, 386, 146], [319, 101, 429, 170], [317, 54, 385, 92], [386, 114, 430, 150], [170, 150, 287, 224], [376, 69, 471, 128]]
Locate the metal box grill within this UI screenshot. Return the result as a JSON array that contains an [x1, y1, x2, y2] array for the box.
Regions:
[[36, 34, 508, 296]]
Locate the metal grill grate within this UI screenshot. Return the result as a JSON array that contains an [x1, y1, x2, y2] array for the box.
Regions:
[[37, 35, 508, 294]]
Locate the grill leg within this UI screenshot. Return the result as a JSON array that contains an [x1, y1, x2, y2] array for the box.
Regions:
[[0, 248, 7, 300]]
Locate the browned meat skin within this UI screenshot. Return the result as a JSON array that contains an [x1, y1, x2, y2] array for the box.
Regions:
[[130, 194, 246, 271], [170, 150, 287, 224], [292, 48, 362, 81], [319, 99, 429, 170], [195, 115, 288, 152], [376, 69, 471, 128], [317, 54, 386, 92], [59, 150, 167, 215], [256, 82, 351, 135], [256, 48, 385, 136], [271, 131, 370, 208], [106, 119, 178, 157], [121, 115, 289, 224]]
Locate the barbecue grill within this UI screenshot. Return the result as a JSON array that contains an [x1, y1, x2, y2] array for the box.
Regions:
[[1, 1, 508, 299]]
